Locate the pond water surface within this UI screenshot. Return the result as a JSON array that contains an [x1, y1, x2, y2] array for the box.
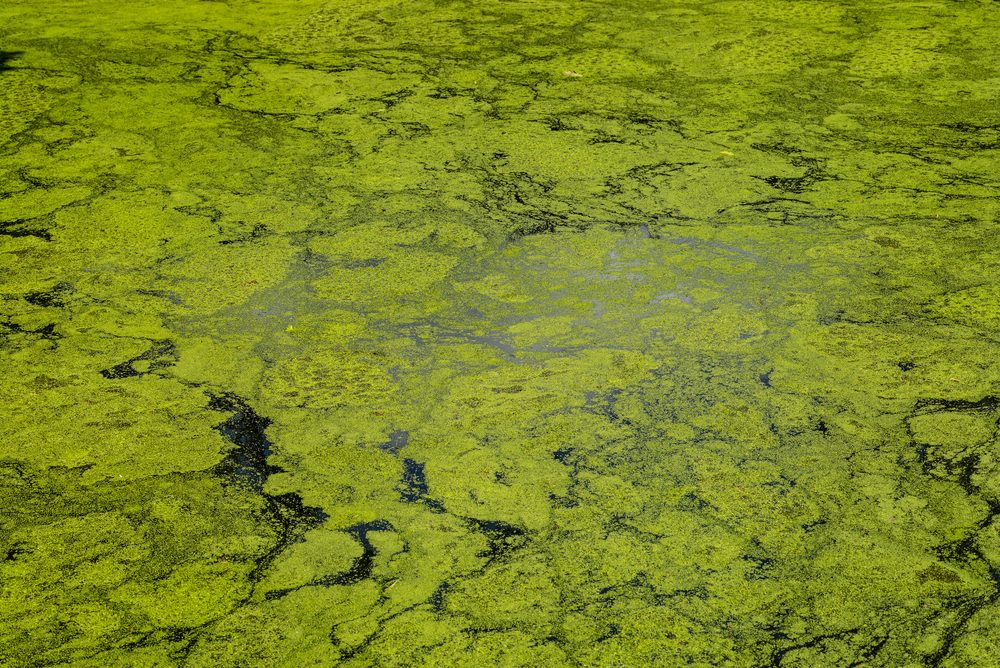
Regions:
[[2, 1, 1000, 666]]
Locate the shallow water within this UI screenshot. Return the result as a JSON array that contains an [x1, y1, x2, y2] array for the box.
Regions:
[[2, 1, 1000, 665]]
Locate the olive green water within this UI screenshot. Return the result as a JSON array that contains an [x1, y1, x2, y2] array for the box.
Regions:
[[2, 1, 1000, 665]]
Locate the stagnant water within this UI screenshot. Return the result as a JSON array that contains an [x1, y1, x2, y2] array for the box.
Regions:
[[2, 1, 999, 665]]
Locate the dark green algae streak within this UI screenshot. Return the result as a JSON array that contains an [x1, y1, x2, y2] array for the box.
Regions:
[[2, 1, 1000, 666]]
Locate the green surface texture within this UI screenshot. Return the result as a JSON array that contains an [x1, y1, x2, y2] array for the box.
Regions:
[[2, 0, 1000, 665]]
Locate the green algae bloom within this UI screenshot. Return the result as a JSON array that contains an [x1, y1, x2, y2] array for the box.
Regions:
[[2, 1, 1000, 666]]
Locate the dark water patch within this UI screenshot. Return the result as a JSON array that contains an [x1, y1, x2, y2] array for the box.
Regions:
[[100, 340, 177, 379], [319, 520, 395, 587], [598, 577, 654, 600], [740, 554, 776, 580], [543, 116, 572, 131], [262, 587, 293, 601], [595, 623, 621, 643], [209, 392, 282, 491], [802, 518, 827, 532], [1, 319, 61, 340], [378, 429, 408, 454], [136, 288, 184, 305], [953, 455, 982, 496], [399, 458, 428, 501], [596, 573, 702, 607], [219, 223, 269, 246], [760, 155, 827, 195], [429, 581, 450, 610], [549, 492, 579, 508], [923, 592, 1000, 667], [173, 203, 222, 224], [397, 458, 445, 512], [207, 392, 326, 584], [762, 173, 817, 194], [553, 447, 574, 464], [271, 491, 328, 525], [588, 132, 630, 145], [466, 518, 527, 560], [678, 491, 715, 512], [0, 51, 22, 73], [267, 521, 398, 611], [4, 542, 29, 562], [0, 219, 52, 240], [769, 628, 865, 667], [35, 323, 57, 338], [915, 395, 999, 413], [604, 514, 663, 543], [920, 482, 1000, 665], [24, 282, 73, 308], [935, 122, 1000, 150], [907, 398, 999, 491], [584, 388, 635, 426], [268, 520, 397, 600]]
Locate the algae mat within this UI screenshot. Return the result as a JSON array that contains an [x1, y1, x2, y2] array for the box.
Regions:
[[2, 0, 1000, 665]]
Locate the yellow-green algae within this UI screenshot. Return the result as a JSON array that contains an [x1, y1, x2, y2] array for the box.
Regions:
[[2, 0, 1000, 665]]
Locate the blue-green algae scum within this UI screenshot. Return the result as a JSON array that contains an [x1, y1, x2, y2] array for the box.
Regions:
[[2, 1, 1000, 666]]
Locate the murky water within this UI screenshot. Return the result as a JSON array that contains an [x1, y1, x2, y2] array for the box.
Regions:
[[2, 1, 1000, 665]]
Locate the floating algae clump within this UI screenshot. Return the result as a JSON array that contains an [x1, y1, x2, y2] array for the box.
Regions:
[[3, 0, 1000, 666]]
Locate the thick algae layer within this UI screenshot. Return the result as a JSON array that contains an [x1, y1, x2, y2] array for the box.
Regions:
[[3, 0, 1000, 665]]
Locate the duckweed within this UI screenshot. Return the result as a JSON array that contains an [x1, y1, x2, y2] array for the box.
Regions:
[[2, 0, 1000, 665]]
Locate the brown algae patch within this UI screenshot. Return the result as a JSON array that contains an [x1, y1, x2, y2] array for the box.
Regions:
[[3, 0, 1000, 666]]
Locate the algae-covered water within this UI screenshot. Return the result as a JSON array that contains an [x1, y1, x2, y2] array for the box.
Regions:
[[2, 1, 1000, 665]]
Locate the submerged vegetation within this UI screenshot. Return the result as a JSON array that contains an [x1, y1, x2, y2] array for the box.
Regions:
[[2, 0, 1000, 665]]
